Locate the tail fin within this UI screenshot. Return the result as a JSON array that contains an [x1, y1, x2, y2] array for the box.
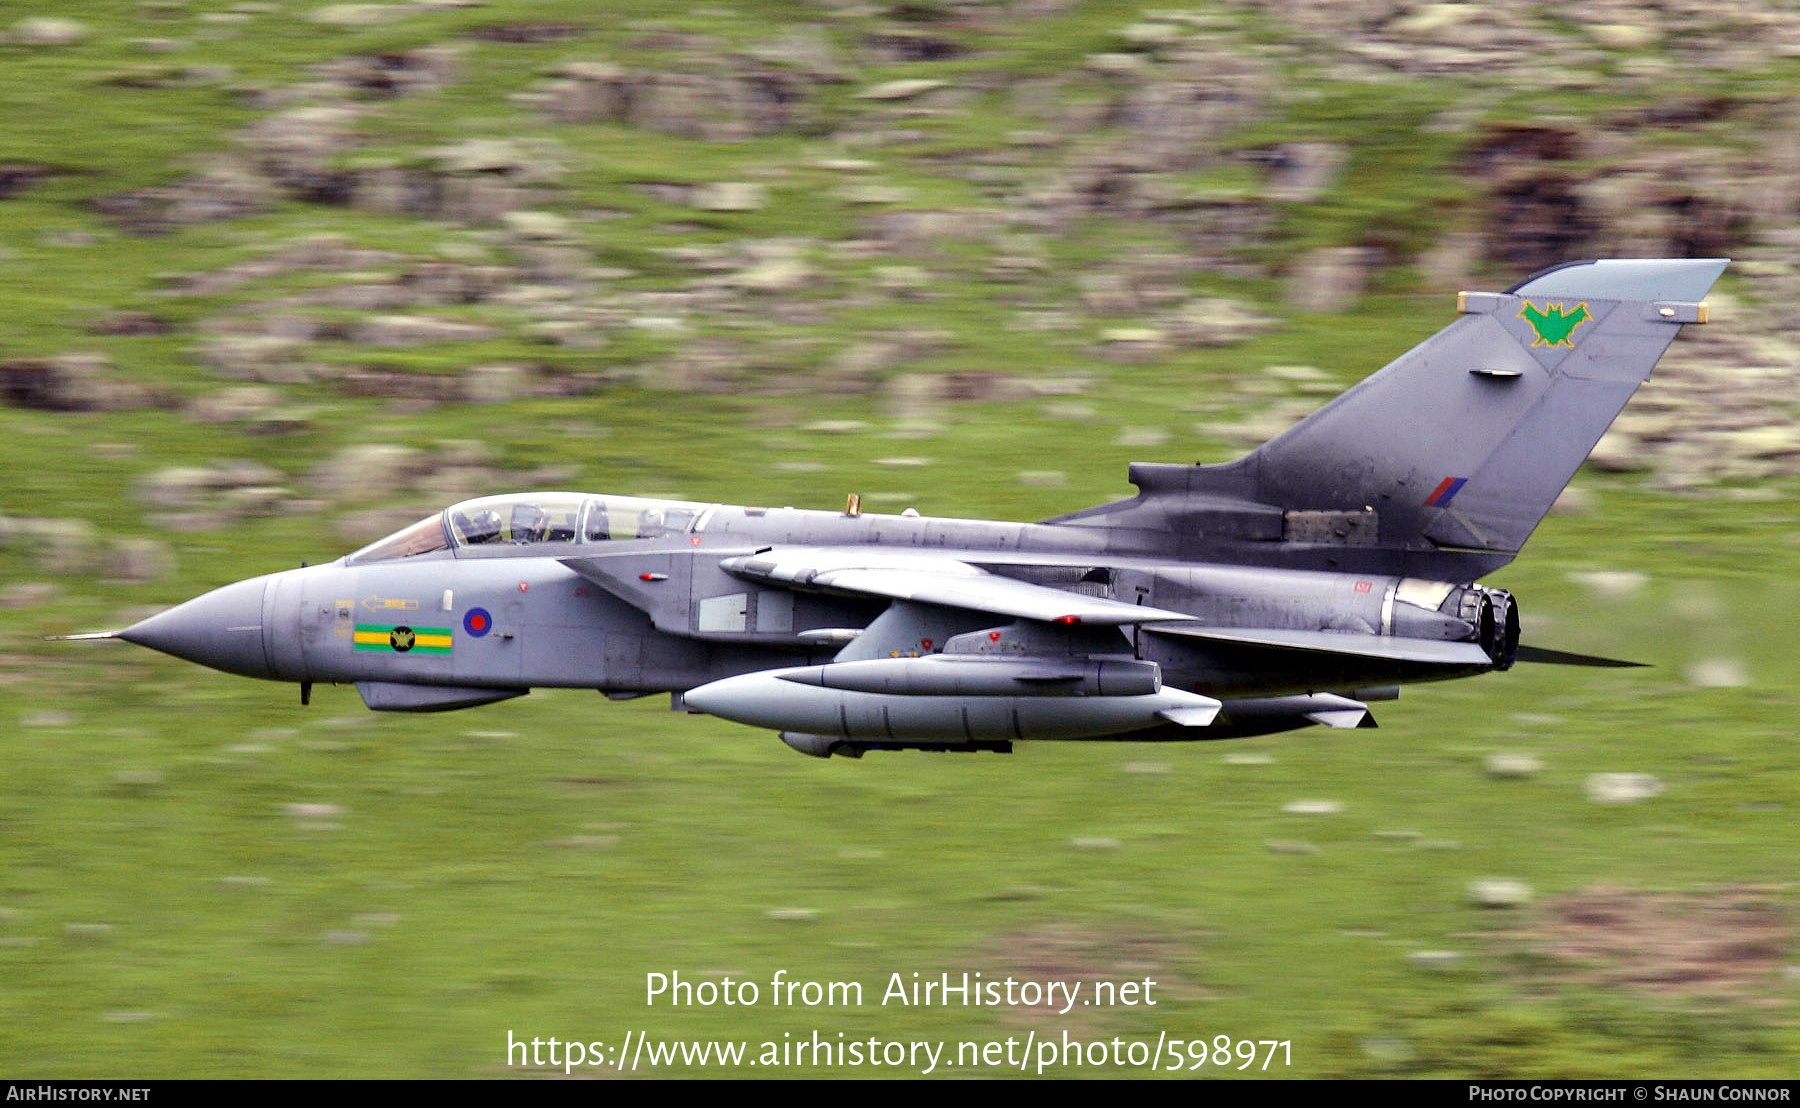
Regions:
[[1233, 258, 1724, 571]]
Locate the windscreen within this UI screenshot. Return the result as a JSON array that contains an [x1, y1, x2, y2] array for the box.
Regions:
[[347, 514, 452, 563]]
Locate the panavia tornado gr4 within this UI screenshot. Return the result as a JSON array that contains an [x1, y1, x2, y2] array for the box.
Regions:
[[65, 258, 1724, 758]]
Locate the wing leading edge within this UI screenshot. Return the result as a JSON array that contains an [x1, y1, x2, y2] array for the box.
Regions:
[[719, 548, 1194, 626]]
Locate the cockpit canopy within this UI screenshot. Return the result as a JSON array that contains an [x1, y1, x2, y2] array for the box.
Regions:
[[348, 492, 714, 563]]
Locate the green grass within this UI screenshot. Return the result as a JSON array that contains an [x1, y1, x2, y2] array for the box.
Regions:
[[8, 420, 1799, 1080], [2, 0, 1799, 1080]]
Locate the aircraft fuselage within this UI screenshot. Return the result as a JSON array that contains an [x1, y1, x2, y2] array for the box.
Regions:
[[120, 494, 1498, 719], [89, 258, 1726, 753]]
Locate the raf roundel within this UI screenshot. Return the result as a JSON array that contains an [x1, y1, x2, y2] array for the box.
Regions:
[[463, 607, 493, 638]]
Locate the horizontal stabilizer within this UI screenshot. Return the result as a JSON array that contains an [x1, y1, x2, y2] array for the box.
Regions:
[[1513, 645, 1647, 668], [1143, 624, 1493, 667]]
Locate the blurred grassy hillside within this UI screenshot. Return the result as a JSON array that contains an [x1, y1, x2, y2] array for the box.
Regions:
[[1, 0, 1797, 1078]]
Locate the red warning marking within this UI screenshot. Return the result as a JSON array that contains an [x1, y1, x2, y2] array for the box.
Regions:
[[690, 536, 703, 547], [921, 639, 934, 651], [518, 582, 529, 593], [988, 631, 1002, 642], [1354, 580, 1372, 594]]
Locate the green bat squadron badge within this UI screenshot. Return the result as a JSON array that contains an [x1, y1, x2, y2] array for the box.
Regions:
[[1518, 300, 1592, 347]]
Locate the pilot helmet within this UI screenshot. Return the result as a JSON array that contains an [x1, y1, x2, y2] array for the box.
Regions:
[[511, 502, 548, 542], [467, 509, 502, 543]]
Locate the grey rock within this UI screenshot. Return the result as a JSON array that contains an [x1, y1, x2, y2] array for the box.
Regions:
[[1467, 878, 1532, 908], [0, 582, 60, 608], [0, 356, 168, 413], [307, 5, 405, 28], [1567, 570, 1647, 601], [857, 78, 949, 101], [1687, 658, 1749, 689], [187, 386, 284, 424], [1261, 141, 1347, 202], [220, 486, 295, 517], [689, 182, 766, 212], [1283, 799, 1344, 815], [501, 210, 572, 240], [25, 518, 102, 575], [211, 460, 283, 489], [429, 139, 563, 183], [197, 335, 308, 381], [463, 363, 529, 404], [1286, 247, 1372, 313], [1586, 428, 1649, 473], [1163, 298, 1276, 348], [1484, 752, 1542, 779], [9, 17, 89, 46], [106, 538, 177, 583], [136, 468, 209, 509], [1584, 773, 1664, 804], [311, 444, 423, 500], [351, 315, 501, 346]]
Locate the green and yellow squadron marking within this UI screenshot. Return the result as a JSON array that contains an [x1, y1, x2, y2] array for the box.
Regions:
[[1519, 300, 1592, 347], [353, 624, 452, 654]]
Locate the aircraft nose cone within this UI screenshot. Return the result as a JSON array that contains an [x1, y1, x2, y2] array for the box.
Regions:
[[119, 576, 274, 679]]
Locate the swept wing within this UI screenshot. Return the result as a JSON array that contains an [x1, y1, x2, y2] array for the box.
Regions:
[[717, 548, 1194, 626]]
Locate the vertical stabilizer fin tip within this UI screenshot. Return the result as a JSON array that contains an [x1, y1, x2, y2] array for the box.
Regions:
[[1230, 257, 1729, 577], [1042, 258, 1727, 581], [1507, 257, 1728, 302]]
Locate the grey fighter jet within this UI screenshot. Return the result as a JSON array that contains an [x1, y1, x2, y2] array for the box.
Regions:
[[62, 258, 1725, 757]]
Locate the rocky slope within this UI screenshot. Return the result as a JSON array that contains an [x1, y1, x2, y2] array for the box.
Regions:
[[4, 0, 1799, 579]]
